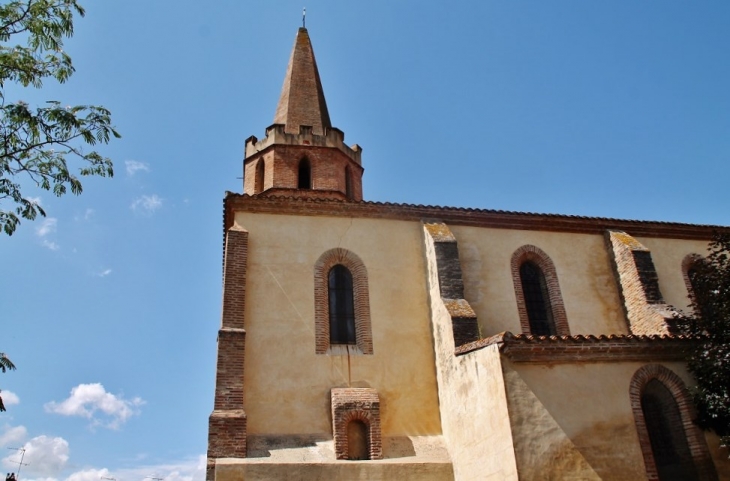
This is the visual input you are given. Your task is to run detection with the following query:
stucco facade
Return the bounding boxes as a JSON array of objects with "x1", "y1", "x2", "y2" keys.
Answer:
[{"x1": 207, "y1": 26, "x2": 730, "y2": 481}]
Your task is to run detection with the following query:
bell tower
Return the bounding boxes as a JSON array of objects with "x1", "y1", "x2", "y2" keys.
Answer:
[{"x1": 243, "y1": 28, "x2": 363, "y2": 201}]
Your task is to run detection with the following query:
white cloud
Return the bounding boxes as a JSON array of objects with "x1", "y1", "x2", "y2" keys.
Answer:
[
  {"x1": 2, "y1": 435, "x2": 69, "y2": 477},
  {"x1": 1, "y1": 390, "x2": 20, "y2": 406},
  {"x1": 0, "y1": 425, "x2": 27, "y2": 447},
  {"x1": 113, "y1": 455, "x2": 205, "y2": 481},
  {"x1": 125, "y1": 160, "x2": 150, "y2": 176},
  {"x1": 44, "y1": 383, "x2": 144, "y2": 430},
  {"x1": 97, "y1": 269, "x2": 112, "y2": 278},
  {"x1": 36, "y1": 218, "x2": 57, "y2": 237},
  {"x1": 41, "y1": 239, "x2": 60, "y2": 251},
  {"x1": 131, "y1": 195, "x2": 163, "y2": 214},
  {"x1": 27, "y1": 197, "x2": 42, "y2": 206},
  {"x1": 64, "y1": 468, "x2": 109, "y2": 481}
]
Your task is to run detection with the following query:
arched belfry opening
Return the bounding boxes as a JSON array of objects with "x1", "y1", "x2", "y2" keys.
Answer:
[
  {"x1": 298, "y1": 158, "x2": 311, "y2": 189},
  {"x1": 255, "y1": 159, "x2": 265, "y2": 194},
  {"x1": 345, "y1": 165, "x2": 353, "y2": 200}
]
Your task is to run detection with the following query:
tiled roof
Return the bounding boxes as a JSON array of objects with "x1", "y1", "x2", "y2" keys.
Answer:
[{"x1": 455, "y1": 331, "x2": 703, "y2": 363}]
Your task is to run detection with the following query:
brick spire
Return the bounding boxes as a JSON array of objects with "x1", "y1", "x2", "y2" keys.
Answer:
[{"x1": 274, "y1": 28, "x2": 332, "y2": 136}]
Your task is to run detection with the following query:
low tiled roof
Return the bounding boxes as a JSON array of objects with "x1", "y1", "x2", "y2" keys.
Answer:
[{"x1": 454, "y1": 331, "x2": 702, "y2": 363}]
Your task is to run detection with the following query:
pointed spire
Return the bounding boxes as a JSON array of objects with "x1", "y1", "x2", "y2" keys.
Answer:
[{"x1": 274, "y1": 28, "x2": 332, "y2": 136}]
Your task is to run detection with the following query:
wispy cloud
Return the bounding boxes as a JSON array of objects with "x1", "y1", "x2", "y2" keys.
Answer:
[
  {"x1": 125, "y1": 160, "x2": 150, "y2": 176},
  {"x1": 131, "y1": 194, "x2": 163, "y2": 215},
  {"x1": 1, "y1": 435, "x2": 69, "y2": 477},
  {"x1": 0, "y1": 424, "x2": 27, "y2": 447},
  {"x1": 44, "y1": 383, "x2": 144, "y2": 430},
  {"x1": 27, "y1": 196, "x2": 42, "y2": 206},
  {"x1": 36, "y1": 218, "x2": 57, "y2": 237},
  {"x1": 74, "y1": 208, "x2": 95, "y2": 222},
  {"x1": 97, "y1": 269, "x2": 112, "y2": 278},
  {"x1": 35, "y1": 218, "x2": 60, "y2": 250}
]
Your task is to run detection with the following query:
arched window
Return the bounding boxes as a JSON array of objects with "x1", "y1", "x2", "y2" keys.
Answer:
[
  {"x1": 255, "y1": 159, "x2": 265, "y2": 194},
  {"x1": 314, "y1": 248, "x2": 373, "y2": 355},
  {"x1": 519, "y1": 261, "x2": 556, "y2": 336},
  {"x1": 630, "y1": 364, "x2": 717, "y2": 481},
  {"x1": 511, "y1": 245, "x2": 569, "y2": 336},
  {"x1": 345, "y1": 165, "x2": 353, "y2": 200},
  {"x1": 641, "y1": 379, "x2": 699, "y2": 480},
  {"x1": 329, "y1": 265, "x2": 356, "y2": 345},
  {"x1": 298, "y1": 158, "x2": 311, "y2": 189},
  {"x1": 346, "y1": 420, "x2": 369, "y2": 460}
]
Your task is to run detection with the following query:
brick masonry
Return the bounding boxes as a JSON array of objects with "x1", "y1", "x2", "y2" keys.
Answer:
[
  {"x1": 510, "y1": 244, "x2": 570, "y2": 336},
  {"x1": 629, "y1": 364, "x2": 718, "y2": 481},
  {"x1": 313, "y1": 248, "x2": 373, "y2": 355},
  {"x1": 606, "y1": 230, "x2": 676, "y2": 335},
  {"x1": 243, "y1": 143, "x2": 363, "y2": 201},
  {"x1": 331, "y1": 388, "x2": 383, "y2": 460},
  {"x1": 423, "y1": 222, "x2": 480, "y2": 348},
  {"x1": 207, "y1": 226, "x2": 249, "y2": 481}
]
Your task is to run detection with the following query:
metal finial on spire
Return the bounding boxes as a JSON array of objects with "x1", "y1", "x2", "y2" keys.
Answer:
[{"x1": 302, "y1": 7, "x2": 306, "y2": 28}]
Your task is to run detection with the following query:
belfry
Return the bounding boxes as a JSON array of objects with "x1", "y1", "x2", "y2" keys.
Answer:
[{"x1": 242, "y1": 28, "x2": 363, "y2": 201}]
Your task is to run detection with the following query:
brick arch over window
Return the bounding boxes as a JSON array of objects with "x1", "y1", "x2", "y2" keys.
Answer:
[
  {"x1": 511, "y1": 245, "x2": 569, "y2": 336},
  {"x1": 681, "y1": 253, "x2": 704, "y2": 301},
  {"x1": 629, "y1": 364, "x2": 717, "y2": 481},
  {"x1": 314, "y1": 248, "x2": 372, "y2": 354}
]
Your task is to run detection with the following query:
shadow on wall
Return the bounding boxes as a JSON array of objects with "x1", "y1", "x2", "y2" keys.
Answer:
[{"x1": 245, "y1": 434, "x2": 417, "y2": 459}]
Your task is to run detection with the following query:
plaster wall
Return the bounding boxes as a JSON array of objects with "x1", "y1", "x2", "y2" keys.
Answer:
[
  {"x1": 504, "y1": 360, "x2": 730, "y2": 481},
  {"x1": 423, "y1": 225, "x2": 519, "y2": 481},
  {"x1": 637, "y1": 236, "x2": 710, "y2": 312},
  {"x1": 451, "y1": 227, "x2": 626, "y2": 336},
  {"x1": 235, "y1": 212, "x2": 442, "y2": 439}
]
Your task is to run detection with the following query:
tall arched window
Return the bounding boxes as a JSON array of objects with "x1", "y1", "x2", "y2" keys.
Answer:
[
  {"x1": 511, "y1": 245, "x2": 569, "y2": 336},
  {"x1": 298, "y1": 158, "x2": 311, "y2": 189},
  {"x1": 641, "y1": 379, "x2": 699, "y2": 481},
  {"x1": 519, "y1": 261, "x2": 556, "y2": 336},
  {"x1": 255, "y1": 159, "x2": 265, "y2": 194},
  {"x1": 630, "y1": 364, "x2": 717, "y2": 481},
  {"x1": 329, "y1": 265, "x2": 356, "y2": 345},
  {"x1": 314, "y1": 248, "x2": 373, "y2": 355}
]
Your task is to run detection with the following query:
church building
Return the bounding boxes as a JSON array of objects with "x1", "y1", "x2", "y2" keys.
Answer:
[{"x1": 207, "y1": 27, "x2": 730, "y2": 480}]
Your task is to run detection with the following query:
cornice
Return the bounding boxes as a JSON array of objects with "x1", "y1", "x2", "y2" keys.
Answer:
[{"x1": 223, "y1": 193, "x2": 727, "y2": 240}]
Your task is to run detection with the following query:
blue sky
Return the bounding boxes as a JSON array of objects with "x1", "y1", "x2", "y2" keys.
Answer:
[{"x1": 1, "y1": 1, "x2": 729, "y2": 480}]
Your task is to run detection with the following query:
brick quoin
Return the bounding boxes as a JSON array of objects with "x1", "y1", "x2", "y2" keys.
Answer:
[
  {"x1": 606, "y1": 230, "x2": 676, "y2": 335},
  {"x1": 207, "y1": 226, "x2": 249, "y2": 481}
]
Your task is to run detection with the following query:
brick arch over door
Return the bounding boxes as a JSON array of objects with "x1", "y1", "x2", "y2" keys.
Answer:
[
  {"x1": 510, "y1": 244, "x2": 570, "y2": 336},
  {"x1": 314, "y1": 248, "x2": 373, "y2": 354},
  {"x1": 629, "y1": 364, "x2": 717, "y2": 481}
]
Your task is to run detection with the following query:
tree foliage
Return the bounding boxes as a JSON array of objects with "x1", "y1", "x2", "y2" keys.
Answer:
[
  {"x1": 0, "y1": 352, "x2": 15, "y2": 412},
  {"x1": 0, "y1": 0, "x2": 119, "y2": 235},
  {"x1": 677, "y1": 232, "x2": 730, "y2": 449}
]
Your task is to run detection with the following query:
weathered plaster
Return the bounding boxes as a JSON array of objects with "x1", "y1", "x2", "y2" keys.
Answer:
[
  {"x1": 236, "y1": 212, "x2": 442, "y2": 438},
  {"x1": 452, "y1": 227, "x2": 626, "y2": 336}
]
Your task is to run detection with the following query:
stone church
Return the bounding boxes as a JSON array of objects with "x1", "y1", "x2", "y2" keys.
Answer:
[{"x1": 206, "y1": 27, "x2": 730, "y2": 480}]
